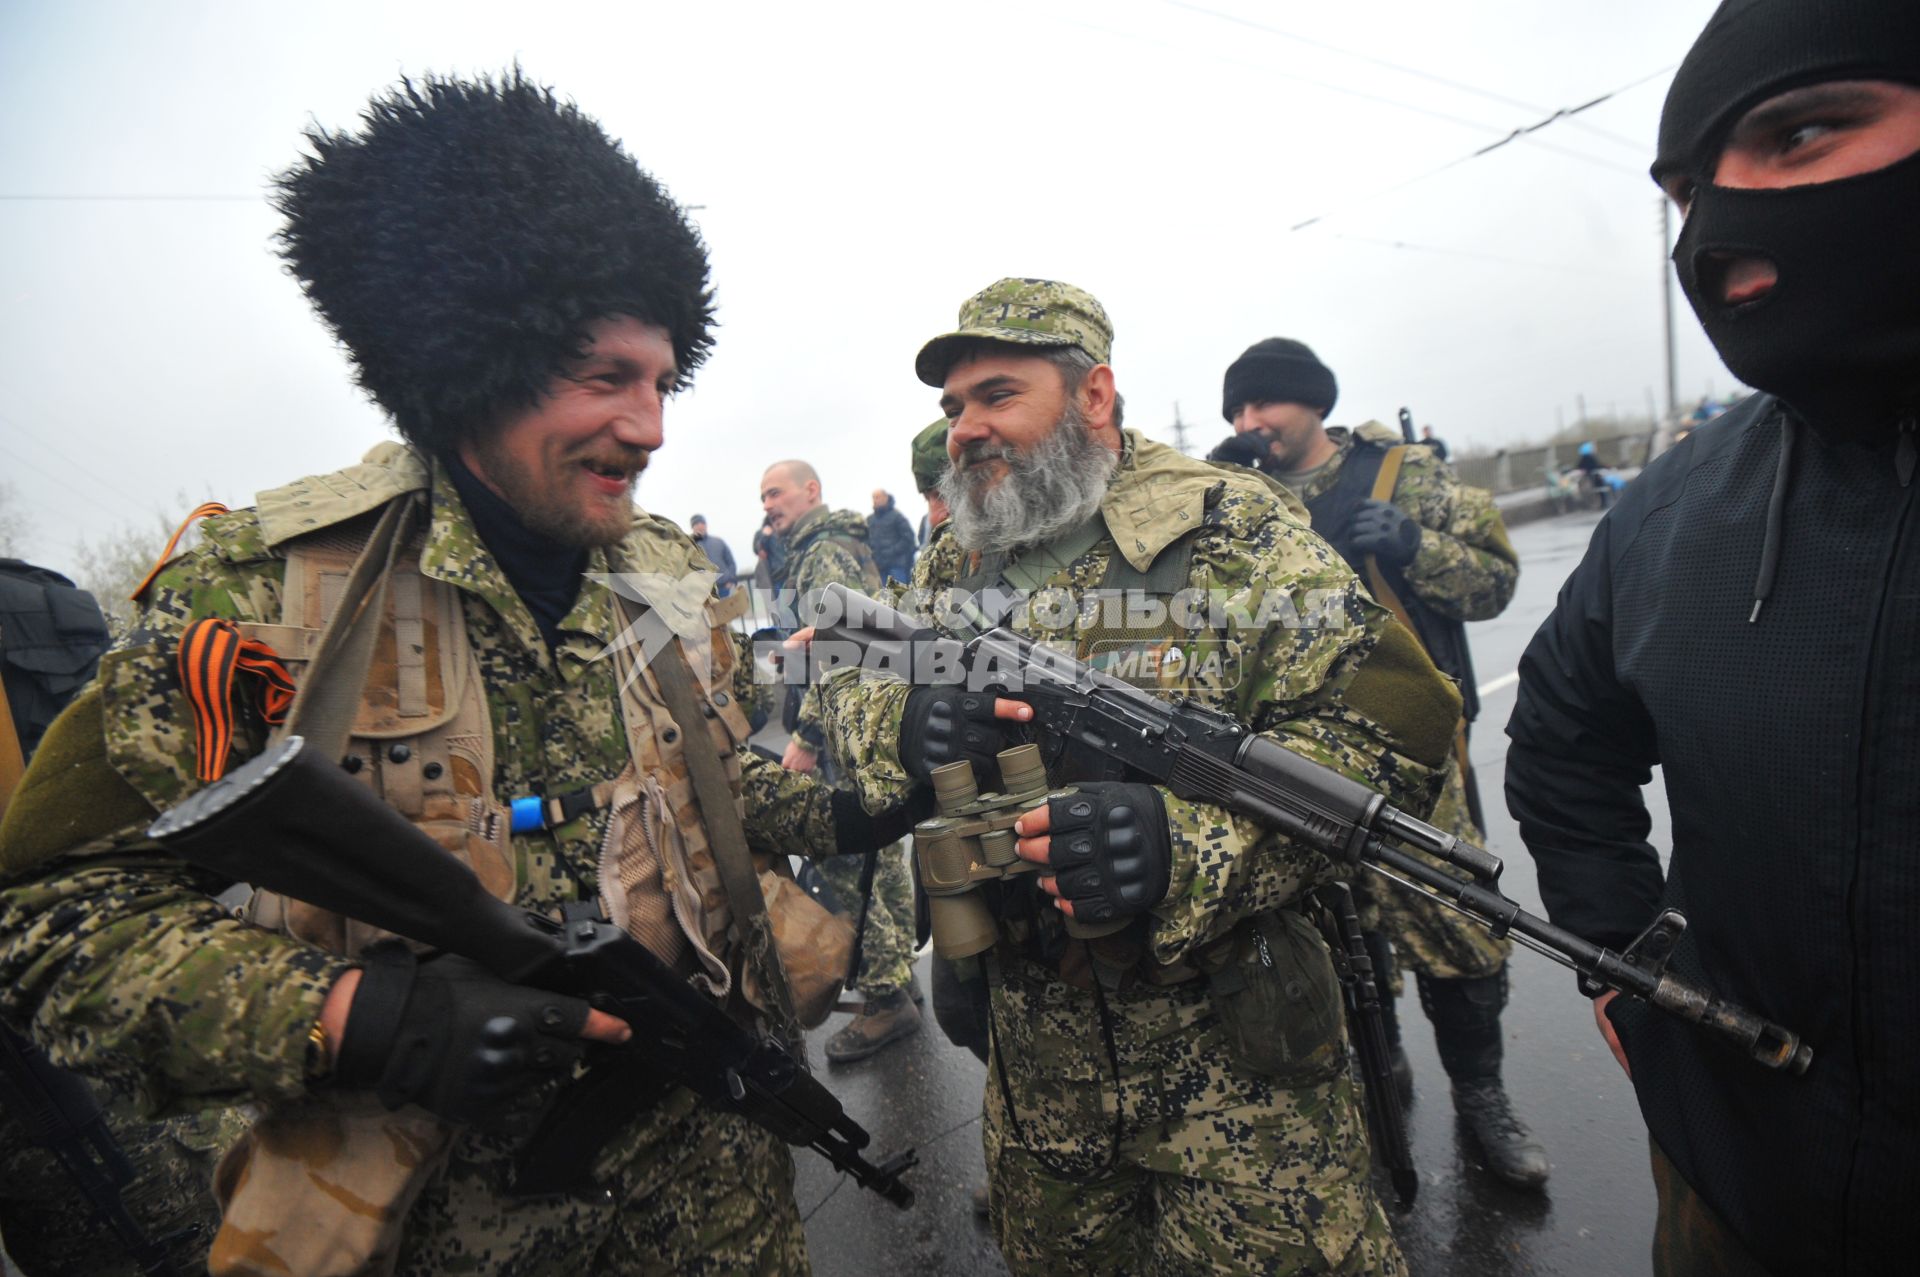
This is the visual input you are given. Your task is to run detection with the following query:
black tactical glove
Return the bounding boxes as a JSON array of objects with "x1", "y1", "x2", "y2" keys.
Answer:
[
  {"x1": 1348, "y1": 499, "x2": 1422, "y2": 568},
  {"x1": 1045, "y1": 783, "x2": 1174, "y2": 924},
  {"x1": 899, "y1": 685, "x2": 1008, "y2": 782},
  {"x1": 333, "y1": 944, "x2": 593, "y2": 1128},
  {"x1": 1207, "y1": 432, "x2": 1271, "y2": 471}
]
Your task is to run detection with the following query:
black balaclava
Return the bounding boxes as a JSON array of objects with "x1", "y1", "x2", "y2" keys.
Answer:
[
  {"x1": 1221, "y1": 338, "x2": 1338, "y2": 423},
  {"x1": 1654, "y1": 0, "x2": 1920, "y2": 438}
]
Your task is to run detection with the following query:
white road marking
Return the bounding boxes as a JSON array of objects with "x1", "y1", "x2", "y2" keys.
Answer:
[{"x1": 1477, "y1": 671, "x2": 1520, "y2": 698}]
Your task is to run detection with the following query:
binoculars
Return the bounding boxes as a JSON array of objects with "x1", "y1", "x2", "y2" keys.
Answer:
[{"x1": 913, "y1": 744, "x2": 1126, "y2": 959}]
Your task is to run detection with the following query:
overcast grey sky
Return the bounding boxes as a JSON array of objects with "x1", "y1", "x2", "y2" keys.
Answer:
[{"x1": 1, "y1": 0, "x2": 1729, "y2": 567}]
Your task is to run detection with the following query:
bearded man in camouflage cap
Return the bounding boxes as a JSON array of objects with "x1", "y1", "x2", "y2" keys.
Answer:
[
  {"x1": 816, "y1": 277, "x2": 1461, "y2": 1273},
  {"x1": 0, "y1": 70, "x2": 912, "y2": 1275}
]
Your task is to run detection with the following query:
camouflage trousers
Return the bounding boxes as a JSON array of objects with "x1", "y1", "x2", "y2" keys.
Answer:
[
  {"x1": 393, "y1": 1087, "x2": 807, "y2": 1275},
  {"x1": 981, "y1": 957, "x2": 1405, "y2": 1276},
  {"x1": 818, "y1": 840, "x2": 916, "y2": 997},
  {"x1": 0, "y1": 1093, "x2": 241, "y2": 1277},
  {"x1": 1354, "y1": 759, "x2": 1510, "y2": 984}
]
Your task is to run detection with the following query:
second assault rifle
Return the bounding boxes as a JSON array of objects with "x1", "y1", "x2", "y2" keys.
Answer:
[
  {"x1": 0, "y1": 1025, "x2": 192, "y2": 1277},
  {"x1": 814, "y1": 583, "x2": 1813, "y2": 1077},
  {"x1": 147, "y1": 738, "x2": 916, "y2": 1207}
]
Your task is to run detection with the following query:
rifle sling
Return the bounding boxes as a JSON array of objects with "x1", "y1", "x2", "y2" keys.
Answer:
[
  {"x1": 644, "y1": 626, "x2": 805, "y2": 1045},
  {"x1": 1361, "y1": 448, "x2": 1474, "y2": 802},
  {"x1": 280, "y1": 494, "x2": 424, "y2": 762}
]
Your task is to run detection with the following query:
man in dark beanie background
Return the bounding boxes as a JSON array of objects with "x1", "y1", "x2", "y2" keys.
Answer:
[
  {"x1": 1210, "y1": 341, "x2": 1540, "y2": 1188},
  {"x1": 0, "y1": 69, "x2": 905, "y2": 1274},
  {"x1": 1508, "y1": 0, "x2": 1920, "y2": 1271}
]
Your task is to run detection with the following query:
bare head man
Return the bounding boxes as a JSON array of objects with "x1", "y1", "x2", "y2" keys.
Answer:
[
  {"x1": 1220, "y1": 338, "x2": 1340, "y2": 475},
  {"x1": 917, "y1": 278, "x2": 1125, "y2": 554},
  {"x1": 760, "y1": 459, "x2": 821, "y2": 534}
]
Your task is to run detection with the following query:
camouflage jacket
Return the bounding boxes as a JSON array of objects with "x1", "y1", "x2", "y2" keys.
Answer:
[
  {"x1": 782, "y1": 505, "x2": 879, "y2": 758},
  {"x1": 1295, "y1": 422, "x2": 1518, "y2": 623},
  {"x1": 818, "y1": 430, "x2": 1459, "y2": 965},
  {"x1": 0, "y1": 450, "x2": 836, "y2": 1113}
]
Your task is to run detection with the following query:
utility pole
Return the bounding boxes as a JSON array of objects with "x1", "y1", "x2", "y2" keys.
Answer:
[{"x1": 1170, "y1": 401, "x2": 1193, "y2": 455}]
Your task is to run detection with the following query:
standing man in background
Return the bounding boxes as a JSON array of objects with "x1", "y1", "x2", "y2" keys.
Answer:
[
  {"x1": 761, "y1": 460, "x2": 923, "y2": 1062},
  {"x1": 1420, "y1": 424, "x2": 1450, "y2": 461},
  {"x1": 689, "y1": 513, "x2": 738, "y2": 593},
  {"x1": 1212, "y1": 336, "x2": 1545, "y2": 1188},
  {"x1": 911, "y1": 418, "x2": 953, "y2": 549},
  {"x1": 867, "y1": 488, "x2": 918, "y2": 585}
]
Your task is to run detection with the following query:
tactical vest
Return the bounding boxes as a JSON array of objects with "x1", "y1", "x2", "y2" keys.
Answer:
[
  {"x1": 233, "y1": 469, "x2": 759, "y2": 1004},
  {"x1": 1306, "y1": 441, "x2": 1480, "y2": 722},
  {"x1": 950, "y1": 506, "x2": 1220, "y2": 986}
]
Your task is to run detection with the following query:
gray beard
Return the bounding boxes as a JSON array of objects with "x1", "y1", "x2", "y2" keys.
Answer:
[{"x1": 940, "y1": 408, "x2": 1118, "y2": 555}]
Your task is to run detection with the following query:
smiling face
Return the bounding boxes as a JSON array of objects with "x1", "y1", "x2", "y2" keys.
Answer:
[
  {"x1": 457, "y1": 314, "x2": 675, "y2": 549},
  {"x1": 1666, "y1": 79, "x2": 1920, "y2": 305},
  {"x1": 938, "y1": 348, "x2": 1118, "y2": 491},
  {"x1": 1230, "y1": 400, "x2": 1333, "y2": 473}
]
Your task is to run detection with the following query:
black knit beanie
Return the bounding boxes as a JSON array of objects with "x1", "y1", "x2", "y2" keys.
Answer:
[
  {"x1": 1654, "y1": 0, "x2": 1920, "y2": 183},
  {"x1": 1221, "y1": 338, "x2": 1338, "y2": 422}
]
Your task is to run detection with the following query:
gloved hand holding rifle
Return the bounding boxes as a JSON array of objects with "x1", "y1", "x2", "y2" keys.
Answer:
[
  {"x1": 146, "y1": 739, "x2": 920, "y2": 1208},
  {"x1": 808, "y1": 582, "x2": 1814, "y2": 1080}
]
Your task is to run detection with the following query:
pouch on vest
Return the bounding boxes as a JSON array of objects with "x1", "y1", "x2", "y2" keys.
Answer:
[
  {"x1": 238, "y1": 515, "x2": 517, "y2": 955},
  {"x1": 208, "y1": 1093, "x2": 452, "y2": 1277},
  {"x1": 1209, "y1": 910, "x2": 1346, "y2": 1085}
]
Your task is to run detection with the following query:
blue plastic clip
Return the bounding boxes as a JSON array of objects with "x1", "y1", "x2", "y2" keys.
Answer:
[{"x1": 510, "y1": 795, "x2": 546, "y2": 834}]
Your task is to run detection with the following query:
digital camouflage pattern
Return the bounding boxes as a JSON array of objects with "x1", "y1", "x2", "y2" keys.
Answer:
[
  {"x1": 984, "y1": 969, "x2": 1405, "y2": 1275},
  {"x1": 915, "y1": 277, "x2": 1115, "y2": 387},
  {"x1": 820, "y1": 430, "x2": 1458, "y2": 1272},
  {"x1": 0, "y1": 452, "x2": 839, "y2": 1272},
  {"x1": 1292, "y1": 421, "x2": 1516, "y2": 981},
  {"x1": 776, "y1": 504, "x2": 916, "y2": 998},
  {"x1": 1305, "y1": 422, "x2": 1519, "y2": 625},
  {"x1": 910, "y1": 417, "x2": 951, "y2": 495},
  {"x1": 0, "y1": 1091, "x2": 248, "y2": 1277}
]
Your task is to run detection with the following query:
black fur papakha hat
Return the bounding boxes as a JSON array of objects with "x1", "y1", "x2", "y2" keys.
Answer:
[{"x1": 272, "y1": 69, "x2": 714, "y2": 451}]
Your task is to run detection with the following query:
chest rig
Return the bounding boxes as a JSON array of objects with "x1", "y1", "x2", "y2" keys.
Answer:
[{"x1": 237, "y1": 482, "x2": 762, "y2": 1011}]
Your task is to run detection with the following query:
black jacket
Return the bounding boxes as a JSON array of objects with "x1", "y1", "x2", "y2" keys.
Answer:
[{"x1": 1506, "y1": 395, "x2": 1918, "y2": 1273}]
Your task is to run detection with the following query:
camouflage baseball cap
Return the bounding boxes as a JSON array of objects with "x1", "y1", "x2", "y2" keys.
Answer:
[
  {"x1": 914, "y1": 277, "x2": 1114, "y2": 386},
  {"x1": 910, "y1": 417, "x2": 951, "y2": 494}
]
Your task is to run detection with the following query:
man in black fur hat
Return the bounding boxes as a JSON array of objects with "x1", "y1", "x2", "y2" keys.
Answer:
[
  {"x1": 1508, "y1": 1, "x2": 1920, "y2": 1270},
  {"x1": 0, "y1": 71, "x2": 904, "y2": 1273}
]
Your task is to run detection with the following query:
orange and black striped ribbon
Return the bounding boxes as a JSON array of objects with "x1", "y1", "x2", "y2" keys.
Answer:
[
  {"x1": 131, "y1": 501, "x2": 230, "y2": 605},
  {"x1": 176, "y1": 619, "x2": 297, "y2": 782}
]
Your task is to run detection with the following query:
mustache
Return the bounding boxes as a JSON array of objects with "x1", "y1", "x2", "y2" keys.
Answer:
[
  {"x1": 575, "y1": 444, "x2": 652, "y2": 475},
  {"x1": 953, "y1": 440, "x2": 1018, "y2": 472}
]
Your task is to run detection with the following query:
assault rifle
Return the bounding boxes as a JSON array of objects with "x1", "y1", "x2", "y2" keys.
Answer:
[
  {"x1": 0, "y1": 1025, "x2": 189, "y2": 1277},
  {"x1": 814, "y1": 583, "x2": 1814, "y2": 1076},
  {"x1": 147, "y1": 739, "x2": 917, "y2": 1208},
  {"x1": 1310, "y1": 884, "x2": 1417, "y2": 1206}
]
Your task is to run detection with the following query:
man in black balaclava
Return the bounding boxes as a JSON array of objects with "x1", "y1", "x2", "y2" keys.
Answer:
[{"x1": 1507, "y1": 2, "x2": 1920, "y2": 1272}]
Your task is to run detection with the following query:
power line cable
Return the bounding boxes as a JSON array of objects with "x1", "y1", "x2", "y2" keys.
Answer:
[
  {"x1": 0, "y1": 194, "x2": 258, "y2": 202},
  {"x1": 1329, "y1": 233, "x2": 1629, "y2": 281},
  {"x1": 1038, "y1": 9, "x2": 1553, "y2": 139},
  {"x1": 4, "y1": 413, "x2": 158, "y2": 511},
  {"x1": 1157, "y1": 0, "x2": 1646, "y2": 151},
  {"x1": 1290, "y1": 62, "x2": 1673, "y2": 230}
]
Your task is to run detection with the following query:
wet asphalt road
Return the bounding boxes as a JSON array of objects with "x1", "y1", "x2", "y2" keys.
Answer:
[{"x1": 790, "y1": 507, "x2": 1678, "y2": 1276}]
